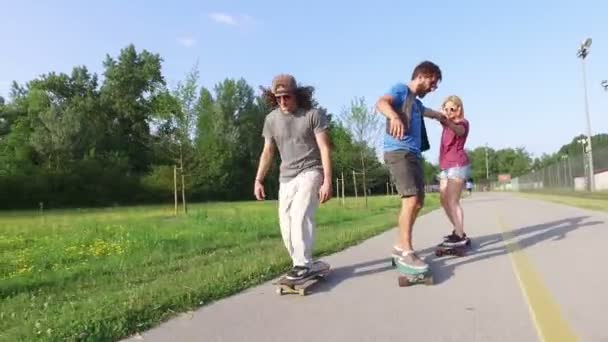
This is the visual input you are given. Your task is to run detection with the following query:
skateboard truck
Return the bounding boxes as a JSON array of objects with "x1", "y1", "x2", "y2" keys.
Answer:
[
  {"x1": 435, "y1": 239, "x2": 471, "y2": 257},
  {"x1": 391, "y1": 257, "x2": 433, "y2": 287},
  {"x1": 273, "y1": 261, "x2": 330, "y2": 296}
]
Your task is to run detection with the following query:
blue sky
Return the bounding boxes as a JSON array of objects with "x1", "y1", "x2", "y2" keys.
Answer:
[{"x1": 1, "y1": 0, "x2": 607, "y2": 164}]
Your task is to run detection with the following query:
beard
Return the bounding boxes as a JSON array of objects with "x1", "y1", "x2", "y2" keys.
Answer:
[{"x1": 416, "y1": 85, "x2": 431, "y2": 98}]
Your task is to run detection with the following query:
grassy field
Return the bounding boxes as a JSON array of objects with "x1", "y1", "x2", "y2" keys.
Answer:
[
  {"x1": 519, "y1": 190, "x2": 608, "y2": 212},
  {"x1": 1, "y1": 194, "x2": 439, "y2": 341}
]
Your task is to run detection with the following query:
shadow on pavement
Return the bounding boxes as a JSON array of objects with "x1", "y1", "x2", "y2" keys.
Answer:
[
  {"x1": 309, "y1": 215, "x2": 603, "y2": 292},
  {"x1": 426, "y1": 215, "x2": 603, "y2": 284},
  {"x1": 310, "y1": 258, "x2": 394, "y2": 294}
]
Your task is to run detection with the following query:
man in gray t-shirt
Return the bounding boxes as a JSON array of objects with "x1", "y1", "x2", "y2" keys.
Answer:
[{"x1": 254, "y1": 74, "x2": 333, "y2": 280}]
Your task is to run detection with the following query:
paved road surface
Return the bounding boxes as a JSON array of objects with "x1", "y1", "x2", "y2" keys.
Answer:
[{"x1": 123, "y1": 192, "x2": 607, "y2": 342}]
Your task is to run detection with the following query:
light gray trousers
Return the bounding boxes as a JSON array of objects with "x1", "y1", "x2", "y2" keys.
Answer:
[{"x1": 278, "y1": 169, "x2": 323, "y2": 267}]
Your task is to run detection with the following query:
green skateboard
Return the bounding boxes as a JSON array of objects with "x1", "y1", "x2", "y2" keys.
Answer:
[
  {"x1": 273, "y1": 261, "x2": 330, "y2": 296},
  {"x1": 390, "y1": 257, "x2": 433, "y2": 287}
]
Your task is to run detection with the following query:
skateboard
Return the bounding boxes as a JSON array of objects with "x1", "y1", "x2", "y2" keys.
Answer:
[
  {"x1": 390, "y1": 257, "x2": 433, "y2": 287},
  {"x1": 435, "y1": 239, "x2": 471, "y2": 257},
  {"x1": 273, "y1": 260, "x2": 330, "y2": 296}
]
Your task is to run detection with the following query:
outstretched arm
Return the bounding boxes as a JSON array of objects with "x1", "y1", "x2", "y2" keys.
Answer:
[
  {"x1": 423, "y1": 107, "x2": 445, "y2": 121},
  {"x1": 443, "y1": 120, "x2": 466, "y2": 136},
  {"x1": 424, "y1": 107, "x2": 466, "y2": 135}
]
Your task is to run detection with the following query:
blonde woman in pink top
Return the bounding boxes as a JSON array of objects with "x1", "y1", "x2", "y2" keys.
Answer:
[{"x1": 437, "y1": 95, "x2": 471, "y2": 247}]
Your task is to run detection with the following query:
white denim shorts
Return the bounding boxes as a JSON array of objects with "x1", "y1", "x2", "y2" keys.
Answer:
[{"x1": 438, "y1": 164, "x2": 471, "y2": 181}]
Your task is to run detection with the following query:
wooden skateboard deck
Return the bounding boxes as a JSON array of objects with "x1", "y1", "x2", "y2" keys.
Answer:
[
  {"x1": 391, "y1": 257, "x2": 433, "y2": 287},
  {"x1": 273, "y1": 261, "x2": 330, "y2": 296}
]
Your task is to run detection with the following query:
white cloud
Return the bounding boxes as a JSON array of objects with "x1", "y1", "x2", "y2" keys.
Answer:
[
  {"x1": 209, "y1": 12, "x2": 237, "y2": 25},
  {"x1": 207, "y1": 12, "x2": 254, "y2": 26},
  {"x1": 177, "y1": 36, "x2": 197, "y2": 48}
]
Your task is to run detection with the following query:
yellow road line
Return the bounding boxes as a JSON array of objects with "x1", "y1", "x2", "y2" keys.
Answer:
[{"x1": 498, "y1": 214, "x2": 578, "y2": 342}]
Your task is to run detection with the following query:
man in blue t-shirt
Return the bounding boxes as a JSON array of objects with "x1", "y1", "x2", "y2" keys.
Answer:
[{"x1": 376, "y1": 60, "x2": 446, "y2": 271}]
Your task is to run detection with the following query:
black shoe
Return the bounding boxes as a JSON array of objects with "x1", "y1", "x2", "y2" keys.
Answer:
[
  {"x1": 443, "y1": 230, "x2": 457, "y2": 241},
  {"x1": 286, "y1": 266, "x2": 311, "y2": 280},
  {"x1": 442, "y1": 233, "x2": 470, "y2": 247}
]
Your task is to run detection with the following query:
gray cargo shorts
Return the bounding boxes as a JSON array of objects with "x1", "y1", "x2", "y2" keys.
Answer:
[{"x1": 384, "y1": 150, "x2": 425, "y2": 201}]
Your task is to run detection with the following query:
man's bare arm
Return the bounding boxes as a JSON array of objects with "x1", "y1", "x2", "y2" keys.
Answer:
[
  {"x1": 423, "y1": 108, "x2": 445, "y2": 120},
  {"x1": 376, "y1": 94, "x2": 407, "y2": 139},
  {"x1": 444, "y1": 120, "x2": 466, "y2": 136},
  {"x1": 254, "y1": 138, "x2": 275, "y2": 182},
  {"x1": 315, "y1": 131, "x2": 332, "y2": 185},
  {"x1": 376, "y1": 95, "x2": 400, "y2": 120}
]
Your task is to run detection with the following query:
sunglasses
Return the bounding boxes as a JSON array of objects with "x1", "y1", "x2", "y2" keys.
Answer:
[{"x1": 275, "y1": 94, "x2": 293, "y2": 102}]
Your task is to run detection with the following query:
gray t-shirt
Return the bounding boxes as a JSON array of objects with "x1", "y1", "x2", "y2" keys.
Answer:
[{"x1": 262, "y1": 107, "x2": 329, "y2": 182}]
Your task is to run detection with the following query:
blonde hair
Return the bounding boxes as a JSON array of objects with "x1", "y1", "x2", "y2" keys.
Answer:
[{"x1": 442, "y1": 95, "x2": 465, "y2": 121}]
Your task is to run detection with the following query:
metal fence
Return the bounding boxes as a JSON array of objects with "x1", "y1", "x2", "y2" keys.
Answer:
[{"x1": 512, "y1": 145, "x2": 608, "y2": 191}]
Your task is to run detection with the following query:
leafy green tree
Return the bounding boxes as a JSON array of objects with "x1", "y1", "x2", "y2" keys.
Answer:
[{"x1": 100, "y1": 44, "x2": 165, "y2": 174}]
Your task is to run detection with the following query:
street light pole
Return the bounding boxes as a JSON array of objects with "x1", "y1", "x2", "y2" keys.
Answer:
[
  {"x1": 485, "y1": 143, "x2": 489, "y2": 180},
  {"x1": 577, "y1": 137, "x2": 589, "y2": 190},
  {"x1": 576, "y1": 38, "x2": 595, "y2": 191}
]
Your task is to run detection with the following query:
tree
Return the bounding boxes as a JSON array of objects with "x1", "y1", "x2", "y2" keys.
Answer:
[
  {"x1": 557, "y1": 133, "x2": 608, "y2": 157},
  {"x1": 327, "y1": 118, "x2": 389, "y2": 196},
  {"x1": 468, "y1": 146, "x2": 496, "y2": 182},
  {"x1": 339, "y1": 96, "x2": 383, "y2": 150},
  {"x1": 1, "y1": 67, "x2": 101, "y2": 171},
  {"x1": 153, "y1": 63, "x2": 203, "y2": 211},
  {"x1": 0, "y1": 96, "x2": 7, "y2": 136},
  {"x1": 0, "y1": 90, "x2": 36, "y2": 176},
  {"x1": 191, "y1": 79, "x2": 258, "y2": 200},
  {"x1": 495, "y1": 147, "x2": 532, "y2": 177},
  {"x1": 335, "y1": 96, "x2": 388, "y2": 198},
  {"x1": 421, "y1": 157, "x2": 440, "y2": 184},
  {"x1": 100, "y1": 44, "x2": 165, "y2": 174},
  {"x1": 468, "y1": 145, "x2": 533, "y2": 182}
]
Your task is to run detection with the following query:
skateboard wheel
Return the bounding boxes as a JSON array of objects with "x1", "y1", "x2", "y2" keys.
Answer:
[
  {"x1": 276, "y1": 288, "x2": 284, "y2": 295},
  {"x1": 398, "y1": 276, "x2": 410, "y2": 287}
]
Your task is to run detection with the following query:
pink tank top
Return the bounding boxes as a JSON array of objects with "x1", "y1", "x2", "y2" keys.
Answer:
[{"x1": 439, "y1": 119, "x2": 470, "y2": 170}]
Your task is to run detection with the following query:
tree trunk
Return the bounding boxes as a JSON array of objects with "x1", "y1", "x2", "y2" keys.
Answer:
[
  {"x1": 341, "y1": 171, "x2": 345, "y2": 206},
  {"x1": 174, "y1": 165, "x2": 178, "y2": 216},
  {"x1": 361, "y1": 152, "x2": 368, "y2": 208},
  {"x1": 180, "y1": 145, "x2": 187, "y2": 214},
  {"x1": 352, "y1": 170, "x2": 358, "y2": 198}
]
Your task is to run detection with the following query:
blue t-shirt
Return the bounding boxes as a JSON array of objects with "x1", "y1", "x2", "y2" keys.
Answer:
[{"x1": 383, "y1": 83, "x2": 426, "y2": 155}]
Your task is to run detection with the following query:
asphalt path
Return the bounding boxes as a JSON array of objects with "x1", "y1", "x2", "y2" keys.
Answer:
[{"x1": 123, "y1": 192, "x2": 607, "y2": 342}]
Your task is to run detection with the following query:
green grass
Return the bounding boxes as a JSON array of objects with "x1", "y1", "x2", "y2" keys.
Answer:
[
  {"x1": 1, "y1": 195, "x2": 439, "y2": 342},
  {"x1": 518, "y1": 190, "x2": 608, "y2": 212}
]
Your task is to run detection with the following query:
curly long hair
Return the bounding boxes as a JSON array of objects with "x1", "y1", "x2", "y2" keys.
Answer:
[{"x1": 259, "y1": 85, "x2": 315, "y2": 110}]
